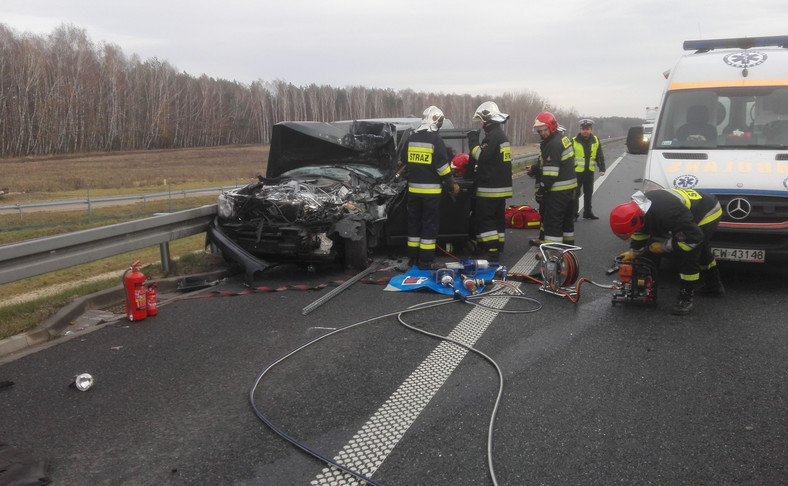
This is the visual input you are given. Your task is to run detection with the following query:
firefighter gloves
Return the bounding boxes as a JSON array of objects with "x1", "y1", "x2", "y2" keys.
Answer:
[{"x1": 618, "y1": 251, "x2": 640, "y2": 262}]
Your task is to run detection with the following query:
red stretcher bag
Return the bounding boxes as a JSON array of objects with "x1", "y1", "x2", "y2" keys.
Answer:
[{"x1": 505, "y1": 205, "x2": 540, "y2": 229}]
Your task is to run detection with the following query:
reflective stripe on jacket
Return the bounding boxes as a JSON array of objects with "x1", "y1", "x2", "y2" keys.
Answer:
[
  {"x1": 539, "y1": 133, "x2": 577, "y2": 192},
  {"x1": 631, "y1": 188, "x2": 721, "y2": 253}
]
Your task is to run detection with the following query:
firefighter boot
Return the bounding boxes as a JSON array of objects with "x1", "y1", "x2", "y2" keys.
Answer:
[
  {"x1": 696, "y1": 267, "x2": 725, "y2": 297},
  {"x1": 670, "y1": 287, "x2": 694, "y2": 316}
]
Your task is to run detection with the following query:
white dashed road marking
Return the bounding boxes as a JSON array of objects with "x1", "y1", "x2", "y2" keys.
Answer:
[{"x1": 310, "y1": 257, "x2": 538, "y2": 485}]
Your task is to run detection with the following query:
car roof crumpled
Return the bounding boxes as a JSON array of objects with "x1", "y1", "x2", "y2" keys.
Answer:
[{"x1": 267, "y1": 120, "x2": 401, "y2": 178}]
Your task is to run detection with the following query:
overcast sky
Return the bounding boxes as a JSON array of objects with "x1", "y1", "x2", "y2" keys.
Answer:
[{"x1": 3, "y1": 1, "x2": 788, "y2": 118}]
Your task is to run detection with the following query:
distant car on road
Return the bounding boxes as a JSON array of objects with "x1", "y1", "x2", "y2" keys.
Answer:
[{"x1": 208, "y1": 119, "x2": 476, "y2": 279}]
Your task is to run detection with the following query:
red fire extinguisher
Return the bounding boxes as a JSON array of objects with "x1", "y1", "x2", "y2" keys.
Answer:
[
  {"x1": 146, "y1": 282, "x2": 158, "y2": 316},
  {"x1": 123, "y1": 260, "x2": 147, "y2": 322}
]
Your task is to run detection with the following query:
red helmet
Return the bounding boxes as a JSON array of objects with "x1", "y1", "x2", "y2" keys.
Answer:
[
  {"x1": 609, "y1": 200, "x2": 645, "y2": 239},
  {"x1": 451, "y1": 152, "x2": 470, "y2": 177},
  {"x1": 533, "y1": 111, "x2": 559, "y2": 134}
]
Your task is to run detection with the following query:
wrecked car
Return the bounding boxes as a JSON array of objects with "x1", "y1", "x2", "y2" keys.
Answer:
[{"x1": 208, "y1": 119, "x2": 475, "y2": 279}]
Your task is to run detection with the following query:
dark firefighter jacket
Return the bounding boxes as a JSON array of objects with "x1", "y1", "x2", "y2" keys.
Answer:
[
  {"x1": 469, "y1": 123, "x2": 512, "y2": 198},
  {"x1": 630, "y1": 188, "x2": 722, "y2": 253},
  {"x1": 573, "y1": 134, "x2": 605, "y2": 173},
  {"x1": 538, "y1": 131, "x2": 576, "y2": 192},
  {"x1": 401, "y1": 130, "x2": 452, "y2": 197}
]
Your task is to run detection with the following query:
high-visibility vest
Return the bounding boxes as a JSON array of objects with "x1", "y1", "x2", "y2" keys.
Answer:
[{"x1": 573, "y1": 136, "x2": 600, "y2": 173}]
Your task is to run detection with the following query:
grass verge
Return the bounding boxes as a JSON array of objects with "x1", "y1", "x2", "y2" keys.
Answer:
[{"x1": 0, "y1": 242, "x2": 228, "y2": 340}]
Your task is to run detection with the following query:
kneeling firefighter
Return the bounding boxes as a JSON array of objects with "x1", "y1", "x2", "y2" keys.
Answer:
[
  {"x1": 401, "y1": 105, "x2": 459, "y2": 269},
  {"x1": 610, "y1": 188, "x2": 725, "y2": 316}
]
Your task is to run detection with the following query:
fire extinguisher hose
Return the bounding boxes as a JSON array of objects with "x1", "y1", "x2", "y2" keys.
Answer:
[{"x1": 122, "y1": 266, "x2": 133, "y2": 318}]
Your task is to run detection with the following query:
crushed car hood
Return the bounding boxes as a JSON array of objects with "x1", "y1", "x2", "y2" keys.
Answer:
[{"x1": 267, "y1": 120, "x2": 402, "y2": 178}]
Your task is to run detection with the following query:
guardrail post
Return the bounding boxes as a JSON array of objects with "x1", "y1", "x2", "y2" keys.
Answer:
[{"x1": 159, "y1": 242, "x2": 171, "y2": 273}]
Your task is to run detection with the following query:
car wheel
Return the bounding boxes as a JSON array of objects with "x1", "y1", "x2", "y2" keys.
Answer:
[{"x1": 343, "y1": 225, "x2": 369, "y2": 271}]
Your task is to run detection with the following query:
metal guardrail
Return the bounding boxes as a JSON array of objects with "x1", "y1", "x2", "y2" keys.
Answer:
[
  {"x1": 0, "y1": 204, "x2": 217, "y2": 286},
  {"x1": 0, "y1": 185, "x2": 236, "y2": 215},
  {"x1": 512, "y1": 152, "x2": 539, "y2": 171}
]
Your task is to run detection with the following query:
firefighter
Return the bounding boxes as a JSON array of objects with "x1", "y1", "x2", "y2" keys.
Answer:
[
  {"x1": 467, "y1": 101, "x2": 513, "y2": 261},
  {"x1": 610, "y1": 188, "x2": 725, "y2": 316},
  {"x1": 573, "y1": 118, "x2": 606, "y2": 220},
  {"x1": 401, "y1": 105, "x2": 458, "y2": 269},
  {"x1": 528, "y1": 111, "x2": 577, "y2": 246}
]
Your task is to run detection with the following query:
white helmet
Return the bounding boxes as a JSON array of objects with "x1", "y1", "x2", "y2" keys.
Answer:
[
  {"x1": 473, "y1": 101, "x2": 509, "y2": 123},
  {"x1": 416, "y1": 105, "x2": 445, "y2": 132}
]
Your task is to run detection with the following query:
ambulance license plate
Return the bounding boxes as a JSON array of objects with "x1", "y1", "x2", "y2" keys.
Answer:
[{"x1": 712, "y1": 247, "x2": 765, "y2": 263}]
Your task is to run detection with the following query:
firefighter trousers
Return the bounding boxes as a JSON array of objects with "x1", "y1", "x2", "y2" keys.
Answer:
[
  {"x1": 407, "y1": 195, "x2": 441, "y2": 264},
  {"x1": 542, "y1": 188, "x2": 575, "y2": 244},
  {"x1": 473, "y1": 197, "x2": 506, "y2": 257}
]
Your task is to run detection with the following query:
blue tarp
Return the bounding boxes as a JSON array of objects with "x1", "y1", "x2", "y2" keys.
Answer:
[{"x1": 385, "y1": 264, "x2": 499, "y2": 298}]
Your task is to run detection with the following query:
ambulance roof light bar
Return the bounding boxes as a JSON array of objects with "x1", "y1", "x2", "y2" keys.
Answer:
[{"x1": 684, "y1": 35, "x2": 788, "y2": 53}]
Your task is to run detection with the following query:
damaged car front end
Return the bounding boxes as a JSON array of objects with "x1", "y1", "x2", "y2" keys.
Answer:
[{"x1": 208, "y1": 120, "x2": 408, "y2": 279}]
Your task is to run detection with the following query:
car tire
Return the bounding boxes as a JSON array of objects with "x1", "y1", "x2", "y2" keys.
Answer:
[{"x1": 343, "y1": 226, "x2": 369, "y2": 271}]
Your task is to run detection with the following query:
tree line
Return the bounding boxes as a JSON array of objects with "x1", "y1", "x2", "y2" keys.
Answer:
[{"x1": 0, "y1": 23, "x2": 643, "y2": 158}]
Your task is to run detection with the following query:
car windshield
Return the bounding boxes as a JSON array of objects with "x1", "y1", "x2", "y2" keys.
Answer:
[{"x1": 653, "y1": 86, "x2": 788, "y2": 150}]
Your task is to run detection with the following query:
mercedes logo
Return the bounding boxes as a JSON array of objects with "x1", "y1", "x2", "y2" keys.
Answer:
[{"x1": 726, "y1": 197, "x2": 752, "y2": 220}]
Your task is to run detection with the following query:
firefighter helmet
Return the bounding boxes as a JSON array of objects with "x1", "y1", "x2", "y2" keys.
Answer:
[
  {"x1": 451, "y1": 153, "x2": 470, "y2": 177},
  {"x1": 417, "y1": 105, "x2": 445, "y2": 132},
  {"x1": 533, "y1": 111, "x2": 559, "y2": 134},
  {"x1": 610, "y1": 200, "x2": 646, "y2": 239},
  {"x1": 473, "y1": 101, "x2": 509, "y2": 123}
]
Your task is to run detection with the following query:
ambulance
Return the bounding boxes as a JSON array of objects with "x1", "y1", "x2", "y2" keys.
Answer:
[{"x1": 643, "y1": 35, "x2": 788, "y2": 263}]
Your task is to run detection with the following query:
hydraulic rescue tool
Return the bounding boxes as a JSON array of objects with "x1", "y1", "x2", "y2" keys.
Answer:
[
  {"x1": 608, "y1": 256, "x2": 658, "y2": 306},
  {"x1": 436, "y1": 268, "x2": 456, "y2": 289},
  {"x1": 437, "y1": 262, "x2": 495, "y2": 297}
]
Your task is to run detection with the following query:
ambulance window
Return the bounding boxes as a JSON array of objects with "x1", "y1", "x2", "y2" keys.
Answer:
[
  {"x1": 656, "y1": 87, "x2": 788, "y2": 149},
  {"x1": 752, "y1": 88, "x2": 788, "y2": 147},
  {"x1": 654, "y1": 91, "x2": 720, "y2": 148}
]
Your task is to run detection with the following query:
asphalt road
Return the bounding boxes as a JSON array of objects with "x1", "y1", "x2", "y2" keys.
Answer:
[{"x1": 1, "y1": 140, "x2": 786, "y2": 485}]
